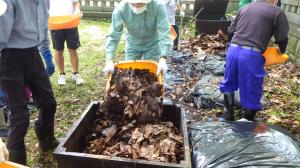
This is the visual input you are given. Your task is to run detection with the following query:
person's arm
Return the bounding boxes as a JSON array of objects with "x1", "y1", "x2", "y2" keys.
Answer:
[
  {"x1": 274, "y1": 11, "x2": 289, "y2": 53},
  {"x1": 105, "y1": 9, "x2": 123, "y2": 60},
  {"x1": 0, "y1": 0, "x2": 14, "y2": 52},
  {"x1": 228, "y1": 10, "x2": 240, "y2": 42},
  {"x1": 73, "y1": 0, "x2": 81, "y2": 15},
  {"x1": 156, "y1": 4, "x2": 172, "y2": 58}
]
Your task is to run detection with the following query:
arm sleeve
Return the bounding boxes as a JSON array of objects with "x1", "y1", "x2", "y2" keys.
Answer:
[
  {"x1": 228, "y1": 10, "x2": 240, "y2": 42},
  {"x1": 274, "y1": 11, "x2": 289, "y2": 53},
  {"x1": 105, "y1": 9, "x2": 123, "y2": 60},
  {"x1": 0, "y1": 1, "x2": 14, "y2": 52},
  {"x1": 156, "y1": 4, "x2": 172, "y2": 57}
]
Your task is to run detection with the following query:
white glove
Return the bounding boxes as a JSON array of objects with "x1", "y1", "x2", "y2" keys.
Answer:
[
  {"x1": 0, "y1": 0, "x2": 7, "y2": 16},
  {"x1": 103, "y1": 60, "x2": 114, "y2": 76},
  {"x1": 157, "y1": 57, "x2": 168, "y2": 75},
  {"x1": 0, "y1": 138, "x2": 8, "y2": 163},
  {"x1": 180, "y1": 10, "x2": 185, "y2": 18}
]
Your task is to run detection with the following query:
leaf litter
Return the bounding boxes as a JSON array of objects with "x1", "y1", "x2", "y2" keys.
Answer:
[{"x1": 85, "y1": 68, "x2": 184, "y2": 163}]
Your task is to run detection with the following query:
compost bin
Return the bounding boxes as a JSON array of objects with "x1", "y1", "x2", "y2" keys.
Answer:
[
  {"x1": 53, "y1": 101, "x2": 191, "y2": 168},
  {"x1": 194, "y1": 0, "x2": 231, "y2": 35}
]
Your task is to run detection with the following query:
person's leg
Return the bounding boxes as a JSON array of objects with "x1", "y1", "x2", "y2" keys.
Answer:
[
  {"x1": 219, "y1": 46, "x2": 239, "y2": 121},
  {"x1": 28, "y1": 48, "x2": 58, "y2": 151},
  {"x1": 0, "y1": 48, "x2": 31, "y2": 165},
  {"x1": 68, "y1": 49, "x2": 79, "y2": 73},
  {"x1": 65, "y1": 28, "x2": 84, "y2": 84},
  {"x1": 54, "y1": 50, "x2": 65, "y2": 74},
  {"x1": 238, "y1": 49, "x2": 266, "y2": 121},
  {"x1": 50, "y1": 30, "x2": 66, "y2": 85},
  {"x1": 65, "y1": 28, "x2": 80, "y2": 73}
]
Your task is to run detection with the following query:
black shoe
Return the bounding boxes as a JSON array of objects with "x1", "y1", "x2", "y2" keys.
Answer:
[
  {"x1": 244, "y1": 109, "x2": 257, "y2": 121},
  {"x1": 38, "y1": 136, "x2": 60, "y2": 152},
  {"x1": 9, "y1": 148, "x2": 27, "y2": 165},
  {"x1": 34, "y1": 122, "x2": 59, "y2": 152},
  {"x1": 223, "y1": 92, "x2": 235, "y2": 121}
]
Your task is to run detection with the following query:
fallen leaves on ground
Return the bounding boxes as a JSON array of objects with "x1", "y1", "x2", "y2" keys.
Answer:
[
  {"x1": 262, "y1": 62, "x2": 300, "y2": 139},
  {"x1": 181, "y1": 30, "x2": 227, "y2": 55}
]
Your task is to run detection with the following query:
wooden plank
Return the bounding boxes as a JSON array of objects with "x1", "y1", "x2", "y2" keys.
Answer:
[
  {"x1": 110, "y1": 1, "x2": 114, "y2": 8},
  {"x1": 82, "y1": 6, "x2": 114, "y2": 12},
  {"x1": 288, "y1": 22, "x2": 300, "y2": 39},
  {"x1": 290, "y1": 0, "x2": 298, "y2": 6},
  {"x1": 180, "y1": 0, "x2": 195, "y2": 5},
  {"x1": 101, "y1": 0, "x2": 106, "y2": 7},
  {"x1": 83, "y1": 11, "x2": 113, "y2": 18},
  {"x1": 286, "y1": 12, "x2": 300, "y2": 26},
  {"x1": 87, "y1": 0, "x2": 120, "y2": 2}
]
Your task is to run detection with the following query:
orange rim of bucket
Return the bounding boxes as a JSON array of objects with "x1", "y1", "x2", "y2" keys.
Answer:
[
  {"x1": 0, "y1": 161, "x2": 29, "y2": 168},
  {"x1": 48, "y1": 15, "x2": 81, "y2": 30},
  {"x1": 105, "y1": 60, "x2": 164, "y2": 92}
]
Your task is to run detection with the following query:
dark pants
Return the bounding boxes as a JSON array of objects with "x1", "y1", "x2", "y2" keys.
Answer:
[
  {"x1": 0, "y1": 47, "x2": 56, "y2": 150},
  {"x1": 172, "y1": 25, "x2": 179, "y2": 50}
]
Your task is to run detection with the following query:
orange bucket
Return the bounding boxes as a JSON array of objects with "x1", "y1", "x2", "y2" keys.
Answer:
[
  {"x1": 106, "y1": 60, "x2": 163, "y2": 91},
  {"x1": 48, "y1": 15, "x2": 81, "y2": 30},
  {"x1": 170, "y1": 26, "x2": 177, "y2": 40},
  {"x1": 263, "y1": 47, "x2": 288, "y2": 66},
  {"x1": 0, "y1": 161, "x2": 29, "y2": 168}
]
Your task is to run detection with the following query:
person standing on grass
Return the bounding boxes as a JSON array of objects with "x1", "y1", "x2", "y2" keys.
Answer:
[
  {"x1": 103, "y1": 0, "x2": 172, "y2": 76},
  {"x1": 49, "y1": 0, "x2": 84, "y2": 85},
  {"x1": 161, "y1": 0, "x2": 185, "y2": 51},
  {"x1": 0, "y1": 0, "x2": 59, "y2": 165},
  {"x1": 220, "y1": 0, "x2": 288, "y2": 121}
]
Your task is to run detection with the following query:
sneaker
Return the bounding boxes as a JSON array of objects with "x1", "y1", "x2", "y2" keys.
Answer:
[
  {"x1": 72, "y1": 74, "x2": 84, "y2": 85},
  {"x1": 57, "y1": 74, "x2": 66, "y2": 85}
]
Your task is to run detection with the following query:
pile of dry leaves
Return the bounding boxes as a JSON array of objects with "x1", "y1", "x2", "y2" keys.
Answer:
[
  {"x1": 85, "y1": 68, "x2": 184, "y2": 163},
  {"x1": 102, "y1": 68, "x2": 163, "y2": 124},
  {"x1": 182, "y1": 30, "x2": 227, "y2": 54},
  {"x1": 85, "y1": 115, "x2": 183, "y2": 163}
]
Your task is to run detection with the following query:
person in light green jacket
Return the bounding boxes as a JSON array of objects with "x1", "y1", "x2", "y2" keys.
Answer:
[
  {"x1": 103, "y1": 0, "x2": 172, "y2": 76},
  {"x1": 239, "y1": 0, "x2": 252, "y2": 8}
]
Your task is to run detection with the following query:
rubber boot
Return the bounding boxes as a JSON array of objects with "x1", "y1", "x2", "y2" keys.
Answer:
[
  {"x1": 34, "y1": 122, "x2": 59, "y2": 152},
  {"x1": 244, "y1": 109, "x2": 257, "y2": 121},
  {"x1": 9, "y1": 148, "x2": 27, "y2": 165},
  {"x1": 223, "y1": 92, "x2": 235, "y2": 121}
]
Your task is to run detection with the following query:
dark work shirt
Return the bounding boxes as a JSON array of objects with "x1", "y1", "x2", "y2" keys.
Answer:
[{"x1": 229, "y1": 0, "x2": 289, "y2": 52}]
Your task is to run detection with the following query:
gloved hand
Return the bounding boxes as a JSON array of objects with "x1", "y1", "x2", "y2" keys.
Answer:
[
  {"x1": 0, "y1": 0, "x2": 7, "y2": 16},
  {"x1": 180, "y1": 10, "x2": 185, "y2": 18},
  {"x1": 103, "y1": 60, "x2": 114, "y2": 76},
  {"x1": 42, "y1": 50, "x2": 55, "y2": 76},
  {"x1": 157, "y1": 57, "x2": 168, "y2": 75},
  {"x1": 0, "y1": 138, "x2": 8, "y2": 163}
]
